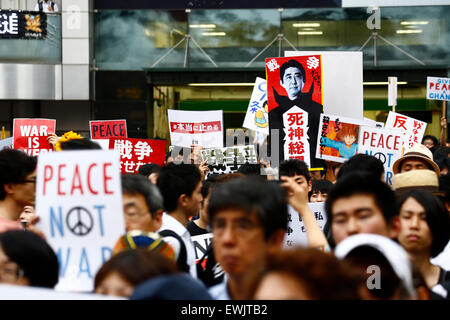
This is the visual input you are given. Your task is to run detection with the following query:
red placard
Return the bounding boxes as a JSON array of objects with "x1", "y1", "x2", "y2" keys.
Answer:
[
  {"x1": 13, "y1": 118, "x2": 56, "y2": 156},
  {"x1": 109, "y1": 138, "x2": 166, "y2": 174},
  {"x1": 90, "y1": 120, "x2": 127, "y2": 140}
]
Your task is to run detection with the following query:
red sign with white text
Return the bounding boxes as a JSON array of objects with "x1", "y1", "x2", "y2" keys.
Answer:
[
  {"x1": 109, "y1": 138, "x2": 166, "y2": 173},
  {"x1": 13, "y1": 118, "x2": 56, "y2": 156},
  {"x1": 90, "y1": 120, "x2": 127, "y2": 140}
]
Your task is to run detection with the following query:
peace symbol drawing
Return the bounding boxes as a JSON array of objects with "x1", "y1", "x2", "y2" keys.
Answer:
[{"x1": 66, "y1": 206, "x2": 94, "y2": 236}]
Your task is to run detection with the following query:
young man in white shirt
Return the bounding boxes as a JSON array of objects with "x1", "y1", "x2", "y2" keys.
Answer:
[{"x1": 35, "y1": 1, "x2": 59, "y2": 13}]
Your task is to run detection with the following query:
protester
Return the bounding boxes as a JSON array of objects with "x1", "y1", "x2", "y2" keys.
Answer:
[
  {"x1": 253, "y1": 248, "x2": 365, "y2": 300},
  {"x1": 336, "y1": 153, "x2": 385, "y2": 181},
  {"x1": 137, "y1": 163, "x2": 161, "y2": 184},
  {"x1": 309, "y1": 179, "x2": 333, "y2": 203},
  {"x1": 0, "y1": 230, "x2": 58, "y2": 288},
  {"x1": 393, "y1": 143, "x2": 440, "y2": 176},
  {"x1": 94, "y1": 249, "x2": 179, "y2": 298},
  {"x1": 324, "y1": 171, "x2": 398, "y2": 248},
  {"x1": 35, "y1": 0, "x2": 59, "y2": 12},
  {"x1": 208, "y1": 177, "x2": 287, "y2": 299},
  {"x1": 279, "y1": 159, "x2": 311, "y2": 190},
  {"x1": 422, "y1": 135, "x2": 439, "y2": 152},
  {"x1": 156, "y1": 163, "x2": 202, "y2": 277},
  {"x1": 395, "y1": 189, "x2": 450, "y2": 298}
]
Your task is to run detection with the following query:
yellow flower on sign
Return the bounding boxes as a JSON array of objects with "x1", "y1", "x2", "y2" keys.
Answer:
[
  {"x1": 55, "y1": 131, "x2": 82, "y2": 151},
  {"x1": 25, "y1": 14, "x2": 42, "y2": 33}
]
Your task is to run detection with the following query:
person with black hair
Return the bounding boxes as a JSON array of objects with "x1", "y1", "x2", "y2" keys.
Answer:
[
  {"x1": 156, "y1": 163, "x2": 203, "y2": 278},
  {"x1": 0, "y1": 149, "x2": 38, "y2": 232},
  {"x1": 422, "y1": 134, "x2": 439, "y2": 153},
  {"x1": 237, "y1": 162, "x2": 265, "y2": 179},
  {"x1": 336, "y1": 153, "x2": 385, "y2": 181},
  {"x1": 35, "y1": 0, "x2": 58, "y2": 12},
  {"x1": 309, "y1": 179, "x2": 333, "y2": 203},
  {"x1": 324, "y1": 171, "x2": 398, "y2": 248},
  {"x1": 137, "y1": 163, "x2": 161, "y2": 184},
  {"x1": 279, "y1": 158, "x2": 311, "y2": 188},
  {"x1": 269, "y1": 59, "x2": 325, "y2": 170},
  {"x1": 396, "y1": 189, "x2": 450, "y2": 298},
  {"x1": 208, "y1": 177, "x2": 288, "y2": 300},
  {"x1": 0, "y1": 230, "x2": 59, "y2": 288},
  {"x1": 59, "y1": 138, "x2": 102, "y2": 150}
]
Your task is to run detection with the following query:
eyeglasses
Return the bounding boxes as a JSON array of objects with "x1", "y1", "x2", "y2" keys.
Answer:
[{"x1": 124, "y1": 211, "x2": 151, "y2": 222}]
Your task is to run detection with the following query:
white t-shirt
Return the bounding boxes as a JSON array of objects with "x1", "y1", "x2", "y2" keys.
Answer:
[
  {"x1": 158, "y1": 213, "x2": 197, "y2": 278},
  {"x1": 431, "y1": 240, "x2": 450, "y2": 270},
  {"x1": 208, "y1": 275, "x2": 230, "y2": 300},
  {"x1": 34, "y1": 1, "x2": 59, "y2": 13}
]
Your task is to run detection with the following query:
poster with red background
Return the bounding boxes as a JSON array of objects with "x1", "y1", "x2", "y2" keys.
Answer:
[
  {"x1": 13, "y1": 118, "x2": 56, "y2": 156},
  {"x1": 109, "y1": 137, "x2": 166, "y2": 174},
  {"x1": 90, "y1": 120, "x2": 127, "y2": 140}
]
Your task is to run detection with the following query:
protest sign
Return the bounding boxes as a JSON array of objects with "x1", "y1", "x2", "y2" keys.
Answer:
[
  {"x1": 13, "y1": 118, "x2": 55, "y2": 156},
  {"x1": 201, "y1": 145, "x2": 258, "y2": 176},
  {"x1": 168, "y1": 110, "x2": 223, "y2": 148},
  {"x1": 427, "y1": 77, "x2": 450, "y2": 101},
  {"x1": 283, "y1": 202, "x2": 327, "y2": 249},
  {"x1": 385, "y1": 111, "x2": 427, "y2": 150},
  {"x1": 35, "y1": 150, "x2": 124, "y2": 292},
  {"x1": 285, "y1": 51, "x2": 364, "y2": 120},
  {"x1": 110, "y1": 137, "x2": 166, "y2": 173},
  {"x1": 316, "y1": 113, "x2": 364, "y2": 163},
  {"x1": 91, "y1": 139, "x2": 110, "y2": 150},
  {"x1": 358, "y1": 126, "x2": 404, "y2": 185},
  {"x1": 364, "y1": 117, "x2": 384, "y2": 129},
  {"x1": 243, "y1": 77, "x2": 269, "y2": 135},
  {"x1": 191, "y1": 233, "x2": 213, "y2": 262},
  {"x1": 90, "y1": 120, "x2": 127, "y2": 140},
  {"x1": 283, "y1": 106, "x2": 310, "y2": 166},
  {"x1": 266, "y1": 54, "x2": 324, "y2": 168}
]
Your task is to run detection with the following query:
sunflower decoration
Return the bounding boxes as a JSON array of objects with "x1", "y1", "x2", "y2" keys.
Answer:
[{"x1": 55, "y1": 131, "x2": 82, "y2": 151}]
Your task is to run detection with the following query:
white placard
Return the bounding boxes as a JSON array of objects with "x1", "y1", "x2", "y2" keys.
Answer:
[
  {"x1": 91, "y1": 139, "x2": 110, "y2": 150},
  {"x1": 243, "y1": 77, "x2": 269, "y2": 135},
  {"x1": 285, "y1": 51, "x2": 364, "y2": 120},
  {"x1": 191, "y1": 233, "x2": 213, "y2": 262},
  {"x1": 283, "y1": 202, "x2": 327, "y2": 249},
  {"x1": 168, "y1": 110, "x2": 224, "y2": 149},
  {"x1": 201, "y1": 145, "x2": 258, "y2": 177},
  {"x1": 385, "y1": 111, "x2": 427, "y2": 150},
  {"x1": 0, "y1": 137, "x2": 13, "y2": 150},
  {"x1": 358, "y1": 126, "x2": 405, "y2": 185},
  {"x1": 35, "y1": 150, "x2": 125, "y2": 292},
  {"x1": 363, "y1": 117, "x2": 384, "y2": 129},
  {"x1": 427, "y1": 76, "x2": 450, "y2": 101}
]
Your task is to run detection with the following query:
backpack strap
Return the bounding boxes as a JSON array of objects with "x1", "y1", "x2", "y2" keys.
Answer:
[{"x1": 158, "y1": 229, "x2": 190, "y2": 273}]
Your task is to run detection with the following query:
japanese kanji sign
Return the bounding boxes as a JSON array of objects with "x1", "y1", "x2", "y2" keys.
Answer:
[
  {"x1": 358, "y1": 126, "x2": 405, "y2": 186},
  {"x1": 201, "y1": 145, "x2": 258, "y2": 176},
  {"x1": 315, "y1": 113, "x2": 363, "y2": 163},
  {"x1": 0, "y1": 11, "x2": 46, "y2": 39},
  {"x1": 385, "y1": 111, "x2": 427, "y2": 150},
  {"x1": 283, "y1": 202, "x2": 327, "y2": 249},
  {"x1": 109, "y1": 138, "x2": 166, "y2": 174},
  {"x1": 90, "y1": 120, "x2": 127, "y2": 140},
  {"x1": 243, "y1": 77, "x2": 269, "y2": 135},
  {"x1": 266, "y1": 55, "x2": 324, "y2": 169},
  {"x1": 427, "y1": 77, "x2": 450, "y2": 101},
  {"x1": 168, "y1": 110, "x2": 223, "y2": 149},
  {"x1": 283, "y1": 106, "x2": 310, "y2": 166},
  {"x1": 13, "y1": 118, "x2": 56, "y2": 156},
  {"x1": 35, "y1": 150, "x2": 124, "y2": 292}
]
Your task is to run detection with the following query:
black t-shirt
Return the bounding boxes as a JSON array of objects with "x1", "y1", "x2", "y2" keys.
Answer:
[{"x1": 187, "y1": 220, "x2": 208, "y2": 237}]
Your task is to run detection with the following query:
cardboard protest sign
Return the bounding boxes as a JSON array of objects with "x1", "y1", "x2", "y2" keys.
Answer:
[
  {"x1": 109, "y1": 138, "x2": 166, "y2": 173},
  {"x1": 13, "y1": 118, "x2": 55, "y2": 156},
  {"x1": 90, "y1": 120, "x2": 127, "y2": 140},
  {"x1": 427, "y1": 77, "x2": 450, "y2": 101},
  {"x1": 385, "y1": 111, "x2": 427, "y2": 150},
  {"x1": 35, "y1": 150, "x2": 124, "y2": 292},
  {"x1": 266, "y1": 55, "x2": 324, "y2": 169},
  {"x1": 358, "y1": 126, "x2": 404, "y2": 186},
  {"x1": 201, "y1": 145, "x2": 258, "y2": 177},
  {"x1": 243, "y1": 77, "x2": 269, "y2": 135},
  {"x1": 191, "y1": 233, "x2": 213, "y2": 262},
  {"x1": 283, "y1": 202, "x2": 327, "y2": 249},
  {"x1": 316, "y1": 114, "x2": 364, "y2": 163},
  {"x1": 168, "y1": 110, "x2": 223, "y2": 149}
]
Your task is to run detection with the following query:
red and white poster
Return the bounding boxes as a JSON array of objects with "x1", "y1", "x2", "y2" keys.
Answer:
[
  {"x1": 90, "y1": 120, "x2": 127, "y2": 140},
  {"x1": 109, "y1": 138, "x2": 166, "y2": 174},
  {"x1": 168, "y1": 110, "x2": 223, "y2": 149},
  {"x1": 266, "y1": 55, "x2": 324, "y2": 168},
  {"x1": 13, "y1": 118, "x2": 56, "y2": 156},
  {"x1": 385, "y1": 111, "x2": 427, "y2": 151}
]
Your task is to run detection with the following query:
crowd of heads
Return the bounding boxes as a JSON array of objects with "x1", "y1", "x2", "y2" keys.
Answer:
[{"x1": 0, "y1": 131, "x2": 449, "y2": 301}]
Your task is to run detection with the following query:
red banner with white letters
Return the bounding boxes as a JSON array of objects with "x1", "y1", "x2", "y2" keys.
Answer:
[{"x1": 13, "y1": 118, "x2": 56, "y2": 156}]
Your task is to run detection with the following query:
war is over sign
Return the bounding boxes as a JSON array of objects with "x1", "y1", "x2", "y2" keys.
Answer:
[
  {"x1": 13, "y1": 118, "x2": 56, "y2": 156},
  {"x1": 36, "y1": 150, "x2": 125, "y2": 292}
]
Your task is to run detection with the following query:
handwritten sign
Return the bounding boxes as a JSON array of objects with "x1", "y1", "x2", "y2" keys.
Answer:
[
  {"x1": 427, "y1": 77, "x2": 450, "y2": 101},
  {"x1": 385, "y1": 111, "x2": 427, "y2": 150},
  {"x1": 283, "y1": 106, "x2": 310, "y2": 165},
  {"x1": 283, "y1": 202, "x2": 327, "y2": 249},
  {"x1": 243, "y1": 77, "x2": 269, "y2": 135},
  {"x1": 13, "y1": 118, "x2": 55, "y2": 156},
  {"x1": 109, "y1": 138, "x2": 166, "y2": 174},
  {"x1": 358, "y1": 126, "x2": 404, "y2": 185},
  {"x1": 36, "y1": 150, "x2": 124, "y2": 292},
  {"x1": 90, "y1": 120, "x2": 127, "y2": 140}
]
